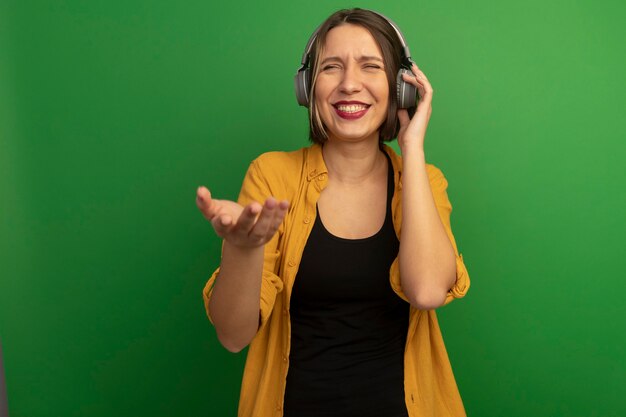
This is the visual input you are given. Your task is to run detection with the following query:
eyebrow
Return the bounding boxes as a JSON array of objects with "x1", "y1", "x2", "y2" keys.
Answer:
[{"x1": 320, "y1": 55, "x2": 384, "y2": 65}]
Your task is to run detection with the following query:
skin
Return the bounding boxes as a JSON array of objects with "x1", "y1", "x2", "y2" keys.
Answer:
[
  {"x1": 196, "y1": 23, "x2": 456, "y2": 352},
  {"x1": 315, "y1": 24, "x2": 390, "y2": 239},
  {"x1": 195, "y1": 191, "x2": 289, "y2": 352}
]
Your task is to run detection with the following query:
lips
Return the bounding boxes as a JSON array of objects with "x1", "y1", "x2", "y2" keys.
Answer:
[{"x1": 332, "y1": 101, "x2": 370, "y2": 120}]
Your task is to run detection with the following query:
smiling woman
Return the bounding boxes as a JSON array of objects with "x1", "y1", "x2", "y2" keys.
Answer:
[
  {"x1": 313, "y1": 24, "x2": 390, "y2": 144},
  {"x1": 304, "y1": 10, "x2": 417, "y2": 143},
  {"x1": 198, "y1": 8, "x2": 470, "y2": 417}
]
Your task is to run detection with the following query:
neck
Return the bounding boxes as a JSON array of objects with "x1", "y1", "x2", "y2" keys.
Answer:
[{"x1": 322, "y1": 138, "x2": 386, "y2": 184}]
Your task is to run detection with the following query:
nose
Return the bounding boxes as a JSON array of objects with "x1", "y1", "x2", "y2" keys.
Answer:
[{"x1": 338, "y1": 64, "x2": 363, "y2": 94}]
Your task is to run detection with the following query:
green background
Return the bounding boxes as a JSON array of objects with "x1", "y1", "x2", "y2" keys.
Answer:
[{"x1": 1, "y1": 0, "x2": 624, "y2": 416}]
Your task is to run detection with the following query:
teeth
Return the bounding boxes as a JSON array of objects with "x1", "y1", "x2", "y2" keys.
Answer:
[{"x1": 336, "y1": 104, "x2": 368, "y2": 113}]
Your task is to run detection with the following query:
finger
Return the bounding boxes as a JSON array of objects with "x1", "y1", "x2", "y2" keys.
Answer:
[
  {"x1": 247, "y1": 198, "x2": 279, "y2": 242},
  {"x1": 196, "y1": 186, "x2": 209, "y2": 205},
  {"x1": 411, "y1": 63, "x2": 428, "y2": 79},
  {"x1": 416, "y1": 83, "x2": 427, "y2": 104},
  {"x1": 211, "y1": 214, "x2": 234, "y2": 237},
  {"x1": 406, "y1": 64, "x2": 431, "y2": 87},
  {"x1": 264, "y1": 200, "x2": 290, "y2": 238},
  {"x1": 411, "y1": 64, "x2": 433, "y2": 99},
  {"x1": 404, "y1": 78, "x2": 430, "y2": 108},
  {"x1": 401, "y1": 71, "x2": 430, "y2": 103},
  {"x1": 197, "y1": 186, "x2": 217, "y2": 219},
  {"x1": 231, "y1": 201, "x2": 263, "y2": 235},
  {"x1": 402, "y1": 71, "x2": 419, "y2": 85},
  {"x1": 397, "y1": 108, "x2": 410, "y2": 127}
]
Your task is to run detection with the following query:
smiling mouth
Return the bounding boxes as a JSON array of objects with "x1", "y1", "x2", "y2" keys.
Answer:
[
  {"x1": 334, "y1": 103, "x2": 370, "y2": 113},
  {"x1": 332, "y1": 102, "x2": 371, "y2": 120}
]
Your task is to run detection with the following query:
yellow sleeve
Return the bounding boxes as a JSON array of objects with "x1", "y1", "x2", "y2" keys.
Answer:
[
  {"x1": 202, "y1": 158, "x2": 284, "y2": 329},
  {"x1": 426, "y1": 164, "x2": 470, "y2": 305}
]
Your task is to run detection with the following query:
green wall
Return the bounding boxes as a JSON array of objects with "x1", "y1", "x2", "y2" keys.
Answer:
[{"x1": 1, "y1": 1, "x2": 624, "y2": 416}]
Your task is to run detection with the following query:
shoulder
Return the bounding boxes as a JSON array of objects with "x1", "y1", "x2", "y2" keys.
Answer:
[
  {"x1": 242, "y1": 146, "x2": 313, "y2": 197},
  {"x1": 251, "y1": 147, "x2": 307, "y2": 171},
  {"x1": 247, "y1": 147, "x2": 309, "y2": 183}
]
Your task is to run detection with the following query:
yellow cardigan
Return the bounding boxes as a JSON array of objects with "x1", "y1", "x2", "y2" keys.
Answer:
[{"x1": 203, "y1": 144, "x2": 470, "y2": 417}]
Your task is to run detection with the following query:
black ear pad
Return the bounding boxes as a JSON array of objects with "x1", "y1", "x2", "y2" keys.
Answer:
[
  {"x1": 397, "y1": 68, "x2": 418, "y2": 109},
  {"x1": 294, "y1": 68, "x2": 311, "y2": 107}
]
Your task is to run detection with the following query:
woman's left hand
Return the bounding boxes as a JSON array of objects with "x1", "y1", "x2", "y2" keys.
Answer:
[{"x1": 397, "y1": 63, "x2": 433, "y2": 154}]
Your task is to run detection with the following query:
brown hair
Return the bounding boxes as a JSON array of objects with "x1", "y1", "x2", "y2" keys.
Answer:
[{"x1": 307, "y1": 8, "x2": 416, "y2": 144}]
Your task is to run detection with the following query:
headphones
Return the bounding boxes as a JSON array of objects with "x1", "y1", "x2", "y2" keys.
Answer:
[{"x1": 294, "y1": 10, "x2": 418, "y2": 109}]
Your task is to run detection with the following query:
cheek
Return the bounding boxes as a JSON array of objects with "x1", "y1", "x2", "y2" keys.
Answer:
[
  {"x1": 378, "y1": 79, "x2": 391, "y2": 103},
  {"x1": 314, "y1": 82, "x2": 333, "y2": 115},
  {"x1": 315, "y1": 101, "x2": 333, "y2": 127},
  {"x1": 314, "y1": 77, "x2": 331, "y2": 102}
]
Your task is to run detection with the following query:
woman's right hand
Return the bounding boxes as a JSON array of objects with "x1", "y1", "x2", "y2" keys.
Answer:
[{"x1": 196, "y1": 186, "x2": 289, "y2": 248}]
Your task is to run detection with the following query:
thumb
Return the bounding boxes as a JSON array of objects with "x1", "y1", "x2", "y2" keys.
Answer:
[
  {"x1": 196, "y1": 186, "x2": 217, "y2": 219},
  {"x1": 397, "y1": 108, "x2": 410, "y2": 128}
]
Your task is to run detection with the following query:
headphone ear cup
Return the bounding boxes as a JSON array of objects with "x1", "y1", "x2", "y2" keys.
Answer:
[
  {"x1": 396, "y1": 69, "x2": 418, "y2": 109},
  {"x1": 294, "y1": 68, "x2": 311, "y2": 107}
]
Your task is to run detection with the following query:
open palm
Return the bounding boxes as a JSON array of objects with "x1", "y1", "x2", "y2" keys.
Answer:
[{"x1": 196, "y1": 186, "x2": 289, "y2": 248}]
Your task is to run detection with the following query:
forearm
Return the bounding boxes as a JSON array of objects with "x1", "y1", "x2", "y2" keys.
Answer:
[
  {"x1": 208, "y1": 241, "x2": 265, "y2": 352},
  {"x1": 399, "y1": 148, "x2": 456, "y2": 310}
]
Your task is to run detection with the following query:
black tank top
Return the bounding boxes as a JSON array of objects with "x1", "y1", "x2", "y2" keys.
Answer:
[{"x1": 284, "y1": 152, "x2": 409, "y2": 417}]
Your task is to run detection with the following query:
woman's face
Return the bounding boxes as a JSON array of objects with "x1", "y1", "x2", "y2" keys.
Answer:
[{"x1": 314, "y1": 23, "x2": 389, "y2": 144}]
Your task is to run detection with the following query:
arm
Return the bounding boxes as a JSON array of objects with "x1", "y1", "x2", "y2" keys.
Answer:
[
  {"x1": 396, "y1": 63, "x2": 458, "y2": 310},
  {"x1": 197, "y1": 163, "x2": 288, "y2": 352},
  {"x1": 399, "y1": 153, "x2": 457, "y2": 310}
]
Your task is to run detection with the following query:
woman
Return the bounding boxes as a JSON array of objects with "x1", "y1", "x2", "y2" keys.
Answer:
[{"x1": 197, "y1": 8, "x2": 470, "y2": 417}]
